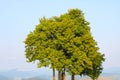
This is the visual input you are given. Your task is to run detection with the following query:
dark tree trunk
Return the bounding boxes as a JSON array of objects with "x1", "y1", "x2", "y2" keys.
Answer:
[
  {"x1": 61, "y1": 68, "x2": 66, "y2": 80},
  {"x1": 92, "y1": 77, "x2": 96, "y2": 80},
  {"x1": 53, "y1": 68, "x2": 56, "y2": 80},
  {"x1": 92, "y1": 78, "x2": 96, "y2": 80},
  {"x1": 71, "y1": 73, "x2": 75, "y2": 80},
  {"x1": 61, "y1": 71, "x2": 63, "y2": 80},
  {"x1": 58, "y1": 70, "x2": 61, "y2": 80}
]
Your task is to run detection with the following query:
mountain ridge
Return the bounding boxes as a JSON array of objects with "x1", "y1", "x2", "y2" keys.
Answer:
[{"x1": 0, "y1": 68, "x2": 120, "y2": 80}]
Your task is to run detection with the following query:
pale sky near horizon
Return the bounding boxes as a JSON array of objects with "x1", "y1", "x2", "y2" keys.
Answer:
[{"x1": 0, "y1": 0, "x2": 120, "y2": 72}]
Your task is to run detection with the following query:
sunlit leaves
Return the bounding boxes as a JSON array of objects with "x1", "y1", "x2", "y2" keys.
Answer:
[{"x1": 24, "y1": 9, "x2": 105, "y2": 80}]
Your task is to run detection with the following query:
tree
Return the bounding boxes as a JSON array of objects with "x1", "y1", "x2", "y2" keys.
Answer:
[
  {"x1": 24, "y1": 8, "x2": 105, "y2": 80},
  {"x1": 83, "y1": 53, "x2": 105, "y2": 80}
]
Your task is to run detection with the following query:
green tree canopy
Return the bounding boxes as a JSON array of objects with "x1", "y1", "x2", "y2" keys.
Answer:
[{"x1": 24, "y1": 8, "x2": 105, "y2": 80}]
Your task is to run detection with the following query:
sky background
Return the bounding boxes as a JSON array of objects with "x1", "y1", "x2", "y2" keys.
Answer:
[{"x1": 0, "y1": 0, "x2": 120, "y2": 73}]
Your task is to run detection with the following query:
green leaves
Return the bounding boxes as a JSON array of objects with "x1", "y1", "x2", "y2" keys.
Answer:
[{"x1": 24, "y1": 9, "x2": 105, "y2": 80}]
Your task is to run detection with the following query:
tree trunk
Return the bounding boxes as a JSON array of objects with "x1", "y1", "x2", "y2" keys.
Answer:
[
  {"x1": 92, "y1": 78, "x2": 96, "y2": 80},
  {"x1": 61, "y1": 68, "x2": 66, "y2": 80},
  {"x1": 92, "y1": 77, "x2": 96, "y2": 80},
  {"x1": 53, "y1": 68, "x2": 56, "y2": 80},
  {"x1": 58, "y1": 70, "x2": 61, "y2": 80},
  {"x1": 61, "y1": 71, "x2": 63, "y2": 80},
  {"x1": 63, "y1": 71, "x2": 66, "y2": 80},
  {"x1": 71, "y1": 73, "x2": 75, "y2": 80}
]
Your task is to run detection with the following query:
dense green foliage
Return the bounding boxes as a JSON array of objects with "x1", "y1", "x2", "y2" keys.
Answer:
[{"x1": 24, "y1": 9, "x2": 105, "y2": 80}]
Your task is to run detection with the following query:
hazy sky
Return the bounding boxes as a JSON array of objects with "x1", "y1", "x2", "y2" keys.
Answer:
[{"x1": 0, "y1": 0, "x2": 120, "y2": 72}]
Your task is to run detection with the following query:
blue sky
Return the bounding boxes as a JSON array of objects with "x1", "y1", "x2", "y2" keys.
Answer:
[{"x1": 0, "y1": 0, "x2": 120, "y2": 72}]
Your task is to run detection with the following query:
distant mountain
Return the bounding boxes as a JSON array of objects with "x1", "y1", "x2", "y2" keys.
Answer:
[
  {"x1": 0, "y1": 68, "x2": 120, "y2": 80},
  {"x1": 0, "y1": 75, "x2": 49, "y2": 80},
  {"x1": 22, "y1": 76, "x2": 48, "y2": 80},
  {"x1": 0, "y1": 69, "x2": 52, "y2": 80},
  {"x1": 0, "y1": 69, "x2": 49, "y2": 78},
  {"x1": 0, "y1": 75, "x2": 11, "y2": 80}
]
